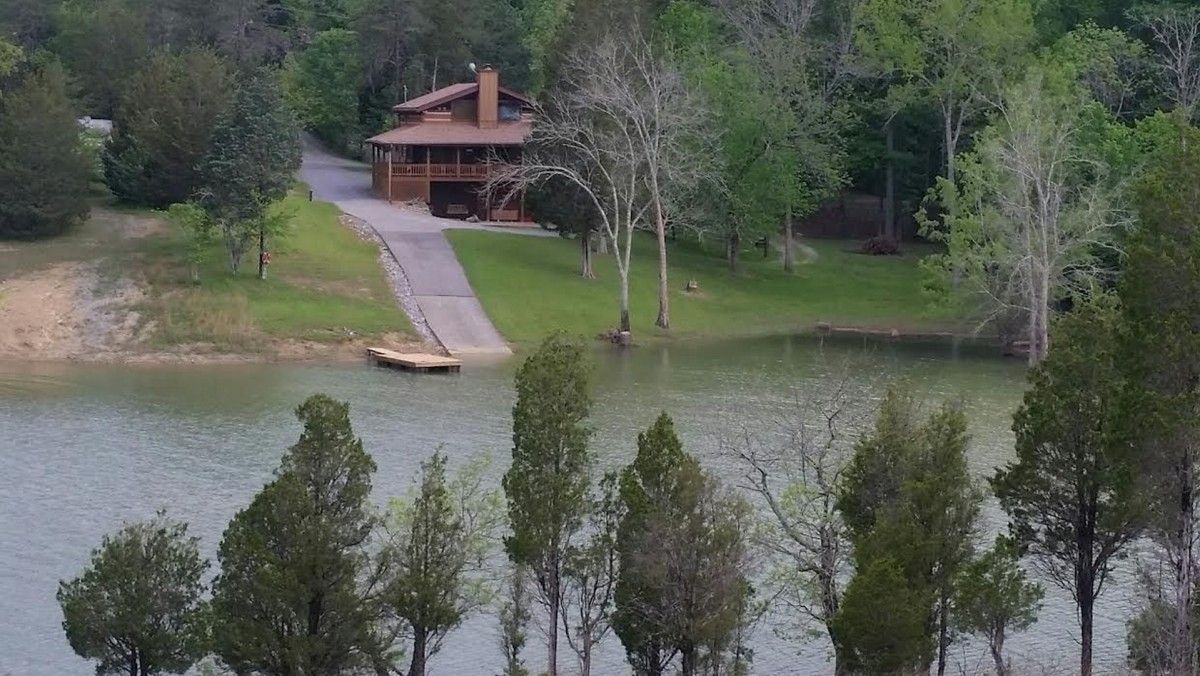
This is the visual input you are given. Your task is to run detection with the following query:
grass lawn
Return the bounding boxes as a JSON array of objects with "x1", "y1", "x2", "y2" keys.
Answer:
[
  {"x1": 134, "y1": 189, "x2": 413, "y2": 350},
  {"x1": 447, "y1": 229, "x2": 961, "y2": 346}
]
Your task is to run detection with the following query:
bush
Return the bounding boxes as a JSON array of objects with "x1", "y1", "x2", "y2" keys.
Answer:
[{"x1": 860, "y1": 235, "x2": 901, "y2": 255}]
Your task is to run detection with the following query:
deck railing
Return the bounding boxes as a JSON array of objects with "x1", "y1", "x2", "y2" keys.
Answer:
[{"x1": 389, "y1": 163, "x2": 493, "y2": 179}]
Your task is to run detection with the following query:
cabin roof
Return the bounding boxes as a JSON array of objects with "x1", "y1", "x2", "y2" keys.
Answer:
[
  {"x1": 393, "y1": 82, "x2": 534, "y2": 113},
  {"x1": 366, "y1": 120, "x2": 532, "y2": 147}
]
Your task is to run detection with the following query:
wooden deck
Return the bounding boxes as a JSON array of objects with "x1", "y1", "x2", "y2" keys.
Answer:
[{"x1": 367, "y1": 347, "x2": 462, "y2": 373}]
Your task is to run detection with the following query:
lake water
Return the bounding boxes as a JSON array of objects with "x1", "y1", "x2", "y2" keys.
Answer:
[{"x1": 0, "y1": 335, "x2": 1133, "y2": 675}]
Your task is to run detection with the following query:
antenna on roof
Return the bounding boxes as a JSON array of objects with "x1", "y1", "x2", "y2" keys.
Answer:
[{"x1": 468, "y1": 62, "x2": 477, "y2": 74}]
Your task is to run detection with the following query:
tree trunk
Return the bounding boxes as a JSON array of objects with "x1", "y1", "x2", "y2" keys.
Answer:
[
  {"x1": 258, "y1": 227, "x2": 266, "y2": 280},
  {"x1": 1080, "y1": 593, "x2": 1093, "y2": 676},
  {"x1": 991, "y1": 630, "x2": 1006, "y2": 676},
  {"x1": 408, "y1": 628, "x2": 428, "y2": 676},
  {"x1": 885, "y1": 119, "x2": 896, "y2": 240},
  {"x1": 1172, "y1": 457, "x2": 1196, "y2": 675},
  {"x1": 936, "y1": 599, "x2": 949, "y2": 676},
  {"x1": 618, "y1": 272, "x2": 631, "y2": 334},
  {"x1": 654, "y1": 203, "x2": 669, "y2": 329},
  {"x1": 783, "y1": 202, "x2": 796, "y2": 273},
  {"x1": 580, "y1": 232, "x2": 594, "y2": 279},
  {"x1": 943, "y1": 105, "x2": 956, "y2": 187},
  {"x1": 580, "y1": 637, "x2": 592, "y2": 676},
  {"x1": 547, "y1": 576, "x2": 559, "y2": 676},
  {"x1": 727, "y1": 232, "x2": 740, "y2": 272},
  {"x1": 679, "y1": 645, "x2": 695, "y2": 676}
]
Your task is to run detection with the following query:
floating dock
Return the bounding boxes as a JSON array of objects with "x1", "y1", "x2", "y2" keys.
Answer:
[{"x1": 367, "y1": 347, "x2": 462, "y2": 373}]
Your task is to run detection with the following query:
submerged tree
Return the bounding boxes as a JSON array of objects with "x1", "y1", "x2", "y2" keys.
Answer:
[
  {"x1": 210, "y1": 394, "x2": 382, "y2": 674},
  {"x1": 502, "y1": 334, "x2": 593, "y2": 676},
  {"x1": 58, "y1": 513, "x2": 209, "y2": 676},
  {"x1": 992, "y1": 299, "x2": 1142, "y2": 676}
]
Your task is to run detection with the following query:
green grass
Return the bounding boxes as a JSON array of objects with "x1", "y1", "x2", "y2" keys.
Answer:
[
  {"x1": 135, "y1": 189, "x2": 413, "y2": 349},
  {"x1": 447, "y1": 229, "x2": 961, "y2": 345}
]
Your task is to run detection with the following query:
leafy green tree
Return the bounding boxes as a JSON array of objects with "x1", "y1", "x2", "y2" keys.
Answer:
[
  {"x1": 502, "y1": 334, "x2": 593, "y2": 676},
  {"x1": 196, "y1": 70, "x2": 301, "y2": 275},
  {"x1": 0, "y1": 38, "x2": 20, "y2": 78},
  {"x1": 282, "y1": 28, "x2": 361, "y2": 151},
  {"x1": 163, "y1": 203, "x2": 216, "y2": 285},
  {"x1": 0, "y1": 63, "x2": 91, "y2": 239},
  {"x1": 498, "y1": 565, "x2": 532, "y2": 676},
  {"x1": 952, "y1": 536, "x2": 1044, "y2": 676},
  {"x1": 57, "y1": 513, "x2": 209, "y2": 676},
  {"x1": 1049, "y1": 22, "x2": 1158, "y2": 122},
  {"x1": 924, "y1": 64, "x2": 1128, "y2": 363},
  {"x1": 614, "y1": 413, "x2": 753, "y2": 676},
  {"x1": 383, "y1": 451, "x2": 501, "y2": 676},
  {"x1": 831, "y1": 556, "x2": 932, "y2": 675},
  {"x1": 1118, "y1": 122, "x2": 1200, "y2": 675},
  {"x1": 992, "y1": 298, "x2": 1142, "y2": 676},
  {"x1": 562, "y1": 473, "x2": 622, "y2": 676},
  {"x1": 836, "y1": 387, "x2": 981, "y2": 676},
  {"x1": 103, "y1": 48, "x2": 233, "y2": 208},
  {"x1": 51, "y1": 0, "x2": 151, "y2": 118},
  {"x1": 211, "y1": 394, "x2": 382, "y2": 675},
  {"x1": 856, "y1": 0, "x2": 1035, "y2": 186}
]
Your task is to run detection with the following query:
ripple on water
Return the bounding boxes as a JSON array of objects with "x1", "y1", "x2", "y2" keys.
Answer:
[{"x1": 0, "y1": 336, "x2": 1128, "y2": 675}]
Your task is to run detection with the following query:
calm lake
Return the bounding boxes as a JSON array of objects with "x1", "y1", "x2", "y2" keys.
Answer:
[{"x1": 0, "y1": 335, "x2": 1133, "y2": 675}]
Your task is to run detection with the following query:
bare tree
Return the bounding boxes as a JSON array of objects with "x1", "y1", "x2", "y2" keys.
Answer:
[
  {"x1": 1135, "y1": 3, "x2": 1200, "y2": 121},
  {"x1": 487, "y1": 35, "x2": 715, "y2": 335},
  {"x1": 721, "y1": 380, "x2": 861, "y2": 675},
  {"x1": 925, "y1": 67, "x2": 1129, "y2": 363},
  {"x1": 561, "y1": 475, "x2": 621, "y2": 676}
]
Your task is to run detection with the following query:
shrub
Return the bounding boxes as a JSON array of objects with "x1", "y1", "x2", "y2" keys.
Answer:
[{"x1": 860, "y1": 235, "x2": 901, "y2": 255}]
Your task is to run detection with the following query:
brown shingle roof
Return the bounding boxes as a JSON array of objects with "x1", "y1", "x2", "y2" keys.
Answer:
[
  {"x1": 366, "y1": 121, "x2": 532, "y2": 146},
  {"x1": 393, "y1": 83, "x2": 534, "y2": 113}
]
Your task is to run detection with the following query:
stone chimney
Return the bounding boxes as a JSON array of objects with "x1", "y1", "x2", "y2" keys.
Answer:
[{"x1": 477, "y1": 66, "x2": 499, "y2": 130}]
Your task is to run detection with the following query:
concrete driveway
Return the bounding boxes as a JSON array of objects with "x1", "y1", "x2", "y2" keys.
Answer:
[{"x1": 299, "y1": 138, "x2": 544, "y2": 356}]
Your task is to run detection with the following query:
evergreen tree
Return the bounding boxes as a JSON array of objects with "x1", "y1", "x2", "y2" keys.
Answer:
[
  {"x1": 103, "y1": 48, "x2": 232, "y2": 208},
  {"x1": 210, "y1": 394, "x2": 382, "y2": 674},
  {"x1": 836, "y1": 387, "x2": 982, "y2": 676},
  {"x1": 0, "y1": 63, "x2": 91, "y2": 239},
  {"x1": 51, "y1": 0, "x2": 151, "y2": 118},
  {"x1": 614, "y1": 413, "x2": 752, "y2": 676},
  {"x1": 196, "y1": 69, "x2": 301, "y2": 275},
  {"x1": 502, "y1": 333, "x2": 593, "y2": 676},
  {"x1": 831, "y1": 555, "x2": 932, "y2": 675},
  {"x1": 992, "y1": 299, "x2": 1142, "y2": 676},
  {"x1": 952, "y1": 536, "x2": 1044, "y2": 676},
  {"x1": 57, "y1": 513, "x2": 209, "y2": 676},
  {"x1": 1118, "y1": 122, "x2": 1200, "y2": 675}
]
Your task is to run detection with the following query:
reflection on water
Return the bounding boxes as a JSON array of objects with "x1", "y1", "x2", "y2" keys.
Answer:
[{"x1": 0, "y1": 335, "x2": 1122, "y2": 675}]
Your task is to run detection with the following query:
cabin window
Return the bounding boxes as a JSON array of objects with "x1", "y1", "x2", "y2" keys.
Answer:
[{"x1": 499, "y1": 102, "x2": 521, "y2": 121}]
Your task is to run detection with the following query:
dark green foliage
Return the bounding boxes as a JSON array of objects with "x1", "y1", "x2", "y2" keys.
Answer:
[
  {"x1": 103, "y1": 48, "x2": 232, "y2": 208},
  {"x1": 196, "y1": 69, "x2": 301, "y2": 271},
  {"x1": 0, "y1": 63, "x2": 91, "y2": 239},
  {"x1": 831, "y1": 556, "x2": 932, "y2": 674},
  {"x1": 502, "y1": 333, "x2": 593, "y2": 674},
  {"x1": 384, "y1": 451, "x2": 494, "y2": 676},
  {"x1": 51, "y1": 0, "x2": 150, "y2": 118},
  {"x1": 211, "y1": 394, "x2": 382, "y2": 675},
  {"x1": 952, "y1": 536, "x2": 1044, "y2": 676},
  {"x1": 57, "y1": 513, "x2": 209, "y2": 676},
  {"x1": 835, "y1": 386, "x2": 981, "y2": 675},
  {"x1": 282, "y1": 28, "x2": 362, "y2": 151},
  {"x1": 992, "y1": 298, "x2": 1141, "y2": 676},
  {"x1": 614, "y1": 413, "x2": 753, "y2": 675}
]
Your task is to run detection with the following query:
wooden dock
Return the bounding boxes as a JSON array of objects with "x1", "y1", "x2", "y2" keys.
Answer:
[{"x1": 367, "y1": 347, "x2": 462, "y2": 373}]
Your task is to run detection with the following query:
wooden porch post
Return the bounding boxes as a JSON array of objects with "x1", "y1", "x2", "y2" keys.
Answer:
[
  {"x1": 456, "y1": 147, "x2": 461, "y2": 178},
  {"x1": 386, "y1": 146, "x2": 393, "y2": 203}
]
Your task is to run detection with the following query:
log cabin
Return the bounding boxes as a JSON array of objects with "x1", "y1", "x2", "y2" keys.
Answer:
[{"x1": 366, "y1": 66, "x2": 532, "y2": 222}]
